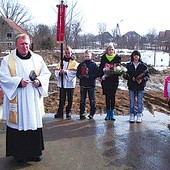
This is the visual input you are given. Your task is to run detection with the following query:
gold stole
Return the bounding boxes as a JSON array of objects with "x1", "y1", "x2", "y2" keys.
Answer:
[
  {"x1": 67, "y1": 60, "x2": 78, "y2": 70},
  {"x1": 56, "y1": 59, "x2": 78, "y2": 70},
  {"x1": 8, "y1": 51, "x2": 40, "y2": 124}
]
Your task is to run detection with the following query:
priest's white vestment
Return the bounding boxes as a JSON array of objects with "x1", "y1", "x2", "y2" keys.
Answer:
[{"x1": 0, "y1": 49, "x2": 51, "y2": 131}]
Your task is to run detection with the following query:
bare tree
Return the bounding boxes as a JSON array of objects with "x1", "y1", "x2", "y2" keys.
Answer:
[
  {"x1": 0, "y1": 0, "x2": 32, "y2": 26},
  {"x1": 79, "y1": 33, "x2": 96, "y2": 49},
  {"x1": 98, "y1": 23, "x2": 107, "y2": 35},
  {"x1": 70, "y1": 21, "x2": 82, "y2": 48},
  {"x1": 97, "y1": 22, "x2": 107, "y2": 48},
  {"x1": 144, "y1": 28, "x2": 158, "y2": 47},
  {"x1": 64, "y1": 0, "x2": 83, "y2": 47},
  {"x1": 32, "y1": 24, "x2": 54, "y2": 50}
]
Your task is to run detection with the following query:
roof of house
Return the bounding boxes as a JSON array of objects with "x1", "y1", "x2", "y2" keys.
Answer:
[
  {"x1": 122, "y1": 31, "x2": 141, "y2": 39},
  {"x1": 158, "y1": 31, "x2": 165, "y2": 37},
  {"x1": 1, "y1": 16, "x2": 27, "y2": 34},
  {"x1": 164, "y1": 30, "x2": 170, "y2": 39},
  {"x1": 158, "y1": 31, "x2": 165, "y2": 41},
  {"x1": 158, "y1": 30, "x2": 170, "y2": 42}
]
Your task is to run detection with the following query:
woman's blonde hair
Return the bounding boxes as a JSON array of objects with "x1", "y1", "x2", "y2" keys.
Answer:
[{"x1": 105, "y1": 43, "x2": 115, "y2": 54}]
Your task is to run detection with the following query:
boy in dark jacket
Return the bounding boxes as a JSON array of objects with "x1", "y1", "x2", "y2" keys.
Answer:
[
  {"x1": 123, "y1": 50, "x2": 149, "y2": 123},
  {"x1": 76, "y1": 50, "x2": 98, "y2": 120}
]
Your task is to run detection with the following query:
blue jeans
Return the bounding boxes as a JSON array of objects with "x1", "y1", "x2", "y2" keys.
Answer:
[
  {"x1": 129, "y1": 90, "x2": 144, "y2": 115},
  {"x1": 80, "y1": 87, "x2": 96, "y2": 116}
]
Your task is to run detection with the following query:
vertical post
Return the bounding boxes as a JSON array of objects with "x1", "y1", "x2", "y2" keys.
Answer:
[
  {"x1": 154, "y1": 40, "x2": 157, "y2": 67},
  {"x1": 154, "y1": 51, "x2": 156, "y2": 67},
  {"x1": 116, "y1": 19, "x2": 123, "y2": 50},
  {"x1": 56, "y1": 0, "x2": 67, "y2": 117},
  {"x1": 116, "y1": 23, "x2": 119, "y2": 48},
  {"x1": 60, "y1": 43, "x2": 64, "y2": 88}
]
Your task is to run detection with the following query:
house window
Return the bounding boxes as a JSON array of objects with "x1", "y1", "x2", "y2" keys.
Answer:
[
  {"x1": 7, "y1": 33, "x2": 12, "y2": 38},
  {"x1": 7, "y1": 42, "x2": 13, "y2": 50}
]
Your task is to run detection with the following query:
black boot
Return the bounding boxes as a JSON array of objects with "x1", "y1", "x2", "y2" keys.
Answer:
[
  {"x1": 66, "y1": 112, "x2": 71, "y2": 119},
  {"x1": 80, "y1": 115, "x2": 86, "y2": 120},
  {"x1": 54, "y1": 112, "x2": 63, "y2": 119}
]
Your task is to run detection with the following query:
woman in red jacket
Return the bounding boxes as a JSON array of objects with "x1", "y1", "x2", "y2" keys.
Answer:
[
  {"x1": 163, "y1": 75, "x2": 170, "y2": 129},
  {"x1": 164, "y1": 75, "x2": 170, "y2": 106}
]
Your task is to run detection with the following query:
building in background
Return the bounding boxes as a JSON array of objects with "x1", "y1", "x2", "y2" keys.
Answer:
[
  {"x1": 158, "y1": 30, "x2": 170, "y2": 52},
  {"x1": 0, "y1": 16, "x2": 27, "y2": 52}
]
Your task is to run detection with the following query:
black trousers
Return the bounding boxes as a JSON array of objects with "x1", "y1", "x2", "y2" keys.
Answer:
[
  {"x1": 57, "y1": 88, "x2": 74, "y2": 116},
  {"x1": 104, "y1": 88, "x2": 117, "y2": 110}
]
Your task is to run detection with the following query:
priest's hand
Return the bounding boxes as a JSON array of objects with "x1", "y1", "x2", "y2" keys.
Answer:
[
  {"x1": 33, "y1": 79, "x2": 40, "y2": 88},
  {"x1": 21, "y1": 79, "x2": 29, "y2": 87}
]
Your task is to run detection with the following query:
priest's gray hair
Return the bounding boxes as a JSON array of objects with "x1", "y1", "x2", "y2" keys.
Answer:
[{"x1": 15, "y1": 33, "x2": 30, "y2": 44}]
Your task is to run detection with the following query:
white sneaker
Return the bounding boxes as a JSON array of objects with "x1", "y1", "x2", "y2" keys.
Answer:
[
  {"x1": 129, "y1": 114, "x2": 135, "y2": 123},
  {"x1": 136, "y1": 114, "x2": 142, "y2": 123}
]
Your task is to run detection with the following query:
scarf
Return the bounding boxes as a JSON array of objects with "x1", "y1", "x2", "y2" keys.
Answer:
[{"x1": 106, "y1": 53, "x2": 116, "y2": 62}]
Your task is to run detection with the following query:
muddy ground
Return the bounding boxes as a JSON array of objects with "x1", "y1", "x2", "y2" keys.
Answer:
[{"x1": 44, "y1": 75, "x2": 170, "y2": 116}]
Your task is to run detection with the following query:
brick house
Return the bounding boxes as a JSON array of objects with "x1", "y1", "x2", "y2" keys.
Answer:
[
  {"x1": 121, "y1": 31, "x2": 142, "y2": 49},
  {"x1": 0, "y1": 16, "x2": 27, "y2": 52},
  {"x1": 158, "y1": 30, "x2": 170, "y2": 52}
]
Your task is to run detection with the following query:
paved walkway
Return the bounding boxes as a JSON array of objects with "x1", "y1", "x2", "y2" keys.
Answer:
[{"x1": 0, "y1": 109, "x2": 170, "y2": 170}]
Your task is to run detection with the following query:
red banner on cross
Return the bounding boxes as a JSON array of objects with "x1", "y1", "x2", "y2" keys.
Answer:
[{"x1": 56, "y1": 1, "x2": 67, "y2": 42}]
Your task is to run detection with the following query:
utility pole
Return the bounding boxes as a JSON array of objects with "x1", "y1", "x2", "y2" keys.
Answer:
[
  {"x1": 116, "y1": 23, "x2": 121, "y2": 48},
  {"x1": 115, "y1": 19, "x2": 123, "y2": 49}
]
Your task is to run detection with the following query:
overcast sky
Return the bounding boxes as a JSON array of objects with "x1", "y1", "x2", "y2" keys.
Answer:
[{"x1": 18, "y1": 0, "x2": 170, "y2": 36}]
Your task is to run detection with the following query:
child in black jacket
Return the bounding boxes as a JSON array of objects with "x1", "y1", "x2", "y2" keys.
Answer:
[
  {"x1": 123, "y1": 50, "x2": 149, "y2": 123},
  {"x1": 76, "y1": 50, "x2": 98, "y2": 120}
]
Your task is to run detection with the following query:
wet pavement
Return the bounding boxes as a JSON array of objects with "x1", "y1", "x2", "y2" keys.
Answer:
[{"x1": 0, "y1": 109, "x2": 170, "y2": 170}]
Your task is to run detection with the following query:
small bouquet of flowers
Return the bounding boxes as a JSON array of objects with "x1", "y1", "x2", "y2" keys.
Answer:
[{"x1": 102, "y1": 63, "x2": 127, "y2": 80}]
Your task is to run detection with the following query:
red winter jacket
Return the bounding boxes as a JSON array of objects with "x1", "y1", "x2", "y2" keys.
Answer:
[{"x1": 164, "y1": 75, "x2": 170, "y2": 97}]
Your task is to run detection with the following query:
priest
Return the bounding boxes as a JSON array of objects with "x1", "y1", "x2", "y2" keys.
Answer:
[{"x1": 0, "y1": 33, "x2": 51, "y2": 166}]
